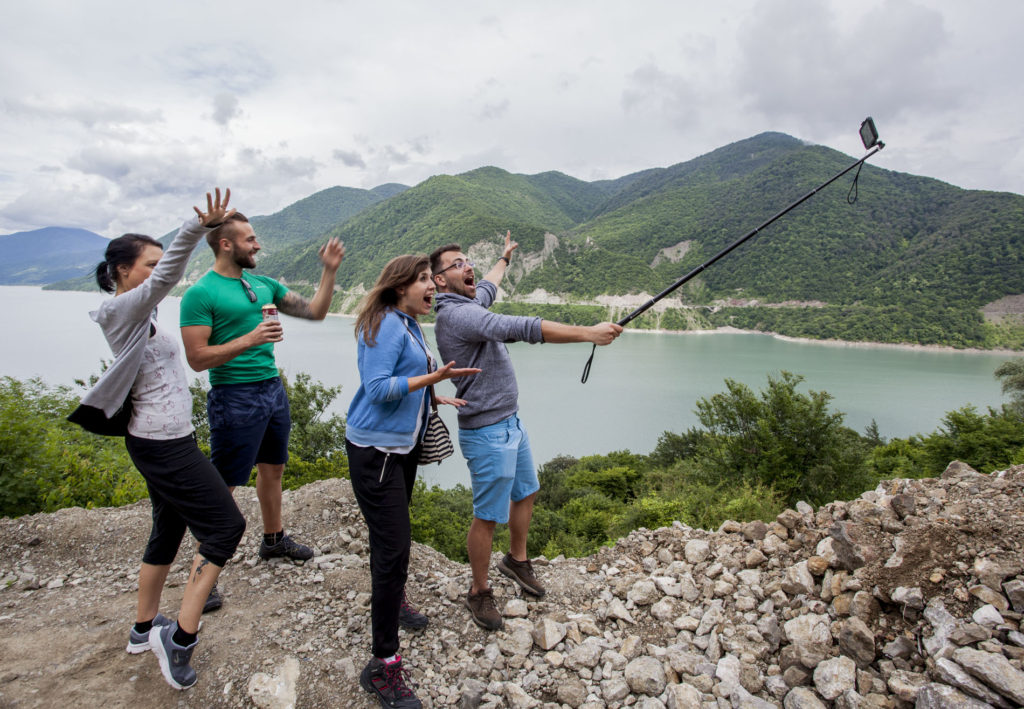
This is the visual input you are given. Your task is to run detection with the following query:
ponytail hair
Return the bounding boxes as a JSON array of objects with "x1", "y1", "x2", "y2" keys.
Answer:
[
  {"x1": 95, "y1": 233, "x2": 163, "y2": 293},
  {"x1": 354, "y1": 254, "x2": 430, "y2": 346}
]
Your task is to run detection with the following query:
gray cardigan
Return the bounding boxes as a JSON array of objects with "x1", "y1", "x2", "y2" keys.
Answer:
[
  {"x1": 433, "y1": 280, "x2": 543, "y2": 429},
  {"x1": 76, "y1": 217, "x2": 211, "y2": 420}
]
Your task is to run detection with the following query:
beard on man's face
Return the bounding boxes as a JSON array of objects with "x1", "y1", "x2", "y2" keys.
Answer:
[{"x1": 232, "y1": 249, "x2": 257, "y2": 269}]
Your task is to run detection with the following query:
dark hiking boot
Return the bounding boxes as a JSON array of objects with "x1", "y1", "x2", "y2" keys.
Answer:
[
  {"x1": 465, "y1": 587, "x2": 503, "y2": 631},
  {"x1": 359, "y1": 656, "x2": 422, "y2": 708},
  {"x1": 398, "y1": 592, "x2": 428, "y2": 630},
  {"x1": 497, "y1": 553, "x2": 546, "y2": 597},
  {"x1": 202, "y1": 583, "x2": 223, "y2": 613}
]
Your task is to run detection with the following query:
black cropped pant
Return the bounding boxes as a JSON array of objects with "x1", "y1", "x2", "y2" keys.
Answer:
[
  {"x1": 345, "y1": 440, "x2": 418, "y2": 659},
  {"x1": 125, "y1": 433, "x2": 246, "y2": 568}
]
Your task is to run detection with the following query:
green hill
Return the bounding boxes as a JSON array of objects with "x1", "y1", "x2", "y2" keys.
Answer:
[{"x1": 265, "y1": 166, "x2": 604, "y2": 287}]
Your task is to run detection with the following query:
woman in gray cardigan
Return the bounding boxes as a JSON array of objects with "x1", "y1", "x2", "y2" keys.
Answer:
[{"x1": 70, "y1": 189, "x2": 245, "y2": 691}]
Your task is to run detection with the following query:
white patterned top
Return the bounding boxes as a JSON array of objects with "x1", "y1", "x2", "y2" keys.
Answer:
[{"x1": 127, "y1": 320, "x2": 195, "y2": 440}]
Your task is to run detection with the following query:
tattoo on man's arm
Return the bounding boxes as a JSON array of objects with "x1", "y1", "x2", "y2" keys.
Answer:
[
  {"x1": 277, "y1": 292, "x2": 315, "y2": 319},
  {"x1": 193, "y1": 559, "x2": 211, "y2": 581}
]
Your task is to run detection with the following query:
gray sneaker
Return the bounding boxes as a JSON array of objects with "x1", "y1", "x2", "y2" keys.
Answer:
[
  {"x1": 125, "y1": 613, "x2": 171, "y2": 654},
  {"x1": 149, "y1": 622, "x2": 198, "y2": 690}
]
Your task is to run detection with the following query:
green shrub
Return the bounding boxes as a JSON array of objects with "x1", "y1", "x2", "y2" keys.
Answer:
[{"x1": 0, "y1": 377, "x2": 144, "y2": 517}]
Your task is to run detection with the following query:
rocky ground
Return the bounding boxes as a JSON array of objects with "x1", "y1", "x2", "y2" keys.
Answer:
[{"x1": 2, "y1": 461, "x2": 1024, "y2": 708}]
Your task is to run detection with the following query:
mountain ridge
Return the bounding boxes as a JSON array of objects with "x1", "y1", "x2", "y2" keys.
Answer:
[
  {"x1": 25, "y1": 131, "x2": 1024, "y2": 348},
  {"x1": 0, "y1": 226, "x2": 109, "y2": 285}
]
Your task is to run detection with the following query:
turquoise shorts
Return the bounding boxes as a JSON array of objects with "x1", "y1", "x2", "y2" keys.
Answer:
[{"x1": 458, "y1": 414, "x2": 539, "y2": 524}]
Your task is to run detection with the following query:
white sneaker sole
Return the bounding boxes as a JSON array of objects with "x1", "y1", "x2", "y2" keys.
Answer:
[{"x1": 125, "y1": 639, "x2": 150, "y2": 655}]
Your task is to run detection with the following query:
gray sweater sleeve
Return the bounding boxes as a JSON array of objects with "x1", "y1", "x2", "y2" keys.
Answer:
[
  {"x1": 94, "y1": 217, "x2": 211, "y2": 344},
  {"x1": 455, "y1": 281, "x2": 543, "y2": 345}
]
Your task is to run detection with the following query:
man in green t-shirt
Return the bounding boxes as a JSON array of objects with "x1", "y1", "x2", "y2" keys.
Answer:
[{"x1": 180, "y1": 213, "x2": 344, "y2": 607}]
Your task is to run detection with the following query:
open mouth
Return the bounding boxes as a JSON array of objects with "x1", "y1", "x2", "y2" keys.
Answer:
[
  {"x1": 423, "y1": 294, "x2": 433, "y2": 308},
  {"x1": 464, "y1": 274, "x2": 475, "y2": 287}
]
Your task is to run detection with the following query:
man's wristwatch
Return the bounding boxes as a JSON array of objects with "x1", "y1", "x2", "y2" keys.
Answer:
[{"x1": 499, "y1": 256, "x2": 510, "y2": 265}]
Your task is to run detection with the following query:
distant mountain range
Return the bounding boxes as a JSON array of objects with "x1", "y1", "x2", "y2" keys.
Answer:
[
  {"x1": 0, "y1": 227, "x2": 109, "y2": 285},
  {"x1": 24, "y1": 131, "x2": 1024, "y2": 348}
]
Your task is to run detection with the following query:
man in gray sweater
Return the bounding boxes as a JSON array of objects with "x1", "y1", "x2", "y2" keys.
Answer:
[{"x1": 431, "y1": 232, "x2": 622, "y2": 630}]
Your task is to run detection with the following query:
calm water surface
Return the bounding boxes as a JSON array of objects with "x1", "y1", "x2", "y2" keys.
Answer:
[{"x1": 3, "y1": 286, "x2": 1013, "y2": 488}]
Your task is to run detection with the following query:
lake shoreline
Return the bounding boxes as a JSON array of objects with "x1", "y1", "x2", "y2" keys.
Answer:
[
  {"x1": 331, "y1": 310, "x2": 1022, "y2": 358},
  {"x1": 625, "y1": 325, "x2": 1023, "y2": 357}
]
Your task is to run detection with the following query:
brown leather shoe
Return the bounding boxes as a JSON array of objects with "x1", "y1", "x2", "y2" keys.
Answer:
[
  {"x1": 465, "y1": 588, "x2": 503, "y2": 630},
  {"x1": 497, "y1": 553, "x2": 546, "y2": 597}
]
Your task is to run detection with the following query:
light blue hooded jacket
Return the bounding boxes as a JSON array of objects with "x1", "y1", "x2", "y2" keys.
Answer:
[{"x1": 346, "y1": 309, "x2": 433, "y2": 448}]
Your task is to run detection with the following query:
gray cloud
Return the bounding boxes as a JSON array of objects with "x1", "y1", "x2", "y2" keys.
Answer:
[
  {"x1": 2, "y1": 98, "x2": 162, "y2": 129},
  {"x1": 333, "y1": 149, "x2": 367, "y2": 169},
  {"x1": 383, "y1": 146, "x2": 410, "y2": 165},
  {"x1": 169, "y1": 44, "x2": 275, "y2": 95},
  {"x1": 67, "y1": 148, "x2": 134, "y2": 181},
  {"x1": 479, "y1": 99, "x2": 510, "y2": 120},
  {"x1": 212, "y1": 93, "x2": 241, "y2": 126},
  {"x1": 735, "y1": 0, "x2": 956, "y2": 134},
  {"x1": 407, "y1": 136, "x2": 432, "y2": 156},
  {"x1": 621, "y1": 64, "x2": 700, "y2": 130}
]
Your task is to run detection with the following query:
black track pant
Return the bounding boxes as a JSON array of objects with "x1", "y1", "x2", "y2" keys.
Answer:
[
  {"x1": 345, "y1": 439, "x2": 418, "y2": 658},
  {"x1": 126, "y1": 433, "x2": 246, "y2": 568}
]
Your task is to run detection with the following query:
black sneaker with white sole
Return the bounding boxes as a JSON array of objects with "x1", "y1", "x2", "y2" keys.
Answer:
[{"x1": 258, "y1": 534, "x2": 313, "y2": 561}]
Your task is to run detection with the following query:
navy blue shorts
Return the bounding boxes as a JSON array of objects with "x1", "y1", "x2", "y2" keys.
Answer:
[{"x1": 208, "y1": 377, "x2": 290, "y2": 487}]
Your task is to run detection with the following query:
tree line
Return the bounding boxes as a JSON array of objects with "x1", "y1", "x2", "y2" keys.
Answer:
[{"x1": 4, "y1": 365, "x2": 1024, "y2": 562}]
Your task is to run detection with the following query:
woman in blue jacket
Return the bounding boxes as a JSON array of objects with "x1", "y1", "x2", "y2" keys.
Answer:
[{"x1": 346, "y1": 254, "x2": 478, "y2": 709}]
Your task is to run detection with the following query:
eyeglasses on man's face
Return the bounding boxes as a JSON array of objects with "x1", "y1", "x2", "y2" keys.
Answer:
[
  {"x1": 435, "y1": 259, "x2": 475, "y2": 276},
  {"x1": 240, "y1": 277, "x2": 257, "y2": 303}
]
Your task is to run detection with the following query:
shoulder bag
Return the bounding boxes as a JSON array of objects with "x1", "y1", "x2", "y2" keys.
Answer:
[{"x1": 401, "y1": 318, "x2": 454, "y2": 465}]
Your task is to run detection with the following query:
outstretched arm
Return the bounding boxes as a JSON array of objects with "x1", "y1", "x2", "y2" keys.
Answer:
[
  {"x1": 481, "y1": 230, "x2": 518, "y2": 288},
  {"x1": 541, "y1": 320, "x2": 623, "y2": 345},
  {"x1": 407, "y1": 361, "x2": 481, "y2": 393},
  {"x1": 277, "y1": 237, "x2": 345, "y2": 320}
]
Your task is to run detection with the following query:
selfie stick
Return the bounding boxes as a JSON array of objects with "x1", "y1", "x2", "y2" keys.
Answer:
[{"x1": 581, "y1": 119, "x2": 885, "y2": 383}]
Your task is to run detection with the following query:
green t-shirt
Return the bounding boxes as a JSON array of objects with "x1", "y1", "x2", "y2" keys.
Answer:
[{"x1": 179, "y1": 270, "x2": 289, "y2": 387}]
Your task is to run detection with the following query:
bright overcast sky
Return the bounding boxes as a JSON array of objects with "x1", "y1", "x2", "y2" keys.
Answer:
[{"x1": 1, "y1": 0, "x2": 1021, "y2": 237}]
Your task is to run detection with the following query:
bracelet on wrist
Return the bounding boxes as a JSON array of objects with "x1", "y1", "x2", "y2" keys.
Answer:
[{"x1": 499, "y1": 256, "x2": 510, "y2": 265}]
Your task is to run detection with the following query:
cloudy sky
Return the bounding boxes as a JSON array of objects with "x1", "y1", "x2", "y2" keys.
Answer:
[{"x1": 1, "y1": 0, "x2": 1021, "y2": 237}]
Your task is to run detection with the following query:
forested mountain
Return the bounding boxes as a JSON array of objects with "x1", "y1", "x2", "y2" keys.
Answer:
[
  {"x1": 36, "y1": 131, "x2": 1024, "y2": 347},
  {"x1": 0, "y1": 226, "x2": 107, "y2": 284}
]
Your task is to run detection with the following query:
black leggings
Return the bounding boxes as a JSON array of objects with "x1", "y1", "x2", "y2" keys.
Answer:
[
  {"x1": 125, "y1": 433, "x2": 246, "y2": 568},
  {"x1": 345, "y1": 440, "x2": 418, "y2": 659}
]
